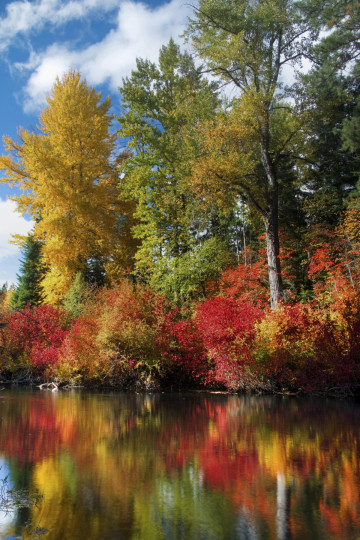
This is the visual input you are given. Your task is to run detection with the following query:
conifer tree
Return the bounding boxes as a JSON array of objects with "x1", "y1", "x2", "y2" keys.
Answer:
[
  {"x1": 118, "y1": 39, "x2": 227, "y2": 299},
  {"x1": 62, "y1": 272, "x2": 91, "y2": 318},
  {"x1": 11, "y1": 234, "x2": 45, "y2": 309}
]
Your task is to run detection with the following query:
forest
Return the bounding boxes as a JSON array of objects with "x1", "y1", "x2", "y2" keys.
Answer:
[{"x1": 0, "y1": 0, "x2": 359, "y2": 395}]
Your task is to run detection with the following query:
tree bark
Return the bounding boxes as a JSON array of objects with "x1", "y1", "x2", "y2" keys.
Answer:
[
  {"x1": 265, "y1": 207, "x2": 283, "y2": 309},
  {"x1": 260, "y1": 124, "x2": 283, "y2": 309}
]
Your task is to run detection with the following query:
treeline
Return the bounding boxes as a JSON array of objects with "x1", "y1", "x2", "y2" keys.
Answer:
[{"x1": 0, "y1": 0, "x2": 360, "y2": 393}]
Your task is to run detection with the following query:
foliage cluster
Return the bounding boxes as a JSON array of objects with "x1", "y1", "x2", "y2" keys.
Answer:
[
  {"x1": 0, "y1": 0, "x2": 360, "y2": 392},
  {"x1": 0, "y1": 256, "x2": 359, "y2": 393},
  {"x1": 0, "y1": 305, "x2": 69, "y2": 377},
  {"x1": 56, "y1": 282, "x2": 170, "y2": 388}
]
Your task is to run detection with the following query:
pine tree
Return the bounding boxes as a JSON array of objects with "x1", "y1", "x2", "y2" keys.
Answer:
[
  {"x1": 11, "y1": 234, "x2": 45, "y2": 309},
  {"x1": 62, "y1": 272, "x2": 91, "y2": 318},
  {"x1": 118, "y1": 39, "x2": 227, "y2": 300}
]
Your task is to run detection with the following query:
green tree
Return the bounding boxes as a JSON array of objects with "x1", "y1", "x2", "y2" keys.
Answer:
[
  {"x1": 288, "y1": 0, "x2": 360, "y2": 294},
  {"x1": 118, "y1": 39, "x2": 228, "y2": 299},
  {"x1": 186, "y1": 0, "x2": 313, "y2": 308},
  {"x1": 11, "y1": 234, "x2": 45, "y2": 309},
  {"x1": 62, "y1": 272, "x2": 93, "y2": 318},
  {"x1": 155, "y1": 237, "x2": 232, "y2": 303},
  {"x1": 296, "y1": 67, "x2": 358, "y2": 230}
]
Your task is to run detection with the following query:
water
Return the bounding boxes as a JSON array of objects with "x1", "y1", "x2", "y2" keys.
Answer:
[{"x1": 0, "y1": 389, "x2": 359, "y2": 539}]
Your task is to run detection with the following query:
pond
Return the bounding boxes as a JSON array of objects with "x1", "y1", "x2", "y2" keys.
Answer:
[{"x1": 0, "y1": 389, "x2": 359, "y2": 539}]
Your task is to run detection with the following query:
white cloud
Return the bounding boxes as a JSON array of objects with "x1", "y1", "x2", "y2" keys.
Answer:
[
  {"x1": 17, "y1": 0, "x2": 192, "y2": 112},
  {"x1": 0, "y1": 199, "x2": 34, "y2": 261},
  {"x1": 22, "y1": 45, "x2": 75, "y2": 111},
  {"x1": 0, "y1": 0, "x2": 119, "y2": 52}
]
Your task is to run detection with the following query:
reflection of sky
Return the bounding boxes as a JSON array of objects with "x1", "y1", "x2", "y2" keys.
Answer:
[{"x1": 0, "y1": 456, "x2": 15, "y2": 536}]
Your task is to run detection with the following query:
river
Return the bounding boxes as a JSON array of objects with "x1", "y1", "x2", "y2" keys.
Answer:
[{"x1": 0, "y1": 389, "x2": 359, "y2": 539}]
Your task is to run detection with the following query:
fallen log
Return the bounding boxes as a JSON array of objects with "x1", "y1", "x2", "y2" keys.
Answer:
[{"x1": 38, "y1": 382, "x2": 58, "y2": 392}]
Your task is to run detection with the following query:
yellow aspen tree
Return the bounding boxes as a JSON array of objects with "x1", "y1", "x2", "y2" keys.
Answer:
[{"x1": 0, "y1": 70, "x2": 135, "y2": 304}]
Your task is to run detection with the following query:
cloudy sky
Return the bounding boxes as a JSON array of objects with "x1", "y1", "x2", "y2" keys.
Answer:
[{"x1": 0, "y1": 0, "x2": 192, "y2": 286}]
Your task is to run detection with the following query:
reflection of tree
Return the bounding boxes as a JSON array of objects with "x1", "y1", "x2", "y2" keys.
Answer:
[
  {"x1": 10, "y1": 459, "x2": 34, "y2": 537},
  {"x1": 0, "y1": 392, "x2": 358, "y2": 539},
  {"x1": 276, "y1": 472, "x2": 291, "y2": 540}
]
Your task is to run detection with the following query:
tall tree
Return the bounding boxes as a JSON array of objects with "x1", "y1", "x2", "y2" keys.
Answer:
[
  {"x1": 0, "y1": 70, "x2": 135, "y2": 304},
  {"x1": 11, "y1": 234, "x2": 45, "y2": 309},
  {"x1": 293, "y1": 0, "x2": 360, "y2": 252},
  {"x1": 118, "y1": 39, "x2": 226, "y2": 300},
  {"x1": 295, "y1": 67, "x2": 358, "y2": 230},
  {"x1": 186, "y1": 0, "x2": 313, "y2": 308}
]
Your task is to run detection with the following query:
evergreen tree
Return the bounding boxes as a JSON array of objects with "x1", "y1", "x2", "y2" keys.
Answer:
[
  {"x1": 62, "y1": 272, "x2": 90, "y2": 318},
  {"x1": 118, "y1": 39, "x2": 230, "y2": 301},
  {"x1": 295, "y1": 0, "x2": 360, "y2": 228},
  {"x1": 11, "y1": 234, "x2": 45, "y2": 309}
]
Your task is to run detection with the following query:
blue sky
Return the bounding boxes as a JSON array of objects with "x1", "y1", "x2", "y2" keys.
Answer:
[{"x1": 0, "y1": 0, "x2": 192, "y2": 287}]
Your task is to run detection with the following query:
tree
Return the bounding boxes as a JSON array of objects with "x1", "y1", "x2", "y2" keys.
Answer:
[
  {"x1": 117, "y1": 40, "x2": 230, "y2": 301},
  {"x1": 0, "y1": 70, "x2": 135, "y2": 304},
  {"x1": 62, "y1": 272, "x2": 93, "y2": 318},
  {"x1": 295, "y1": 0, "x2": 360, "y2": 218},
  {"x1": 186, "y1": 0, "x2": 313, "y2": 308},
  {"x1": 11, "y1": 234, "x2": 45, "y2": 310}
]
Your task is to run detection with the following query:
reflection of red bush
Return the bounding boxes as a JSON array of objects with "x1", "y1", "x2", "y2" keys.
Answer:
[
  {"x1": 200, "y1": 446, "x2": 259, "y2": 490},
  {"x1": 0, "y1": 397, "x2": 70, "y2": 464}
]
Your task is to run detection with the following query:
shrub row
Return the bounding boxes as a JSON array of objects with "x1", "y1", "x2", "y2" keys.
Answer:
[{"x1": 0, "y1": 280, "x2": 359, "y2": 394}]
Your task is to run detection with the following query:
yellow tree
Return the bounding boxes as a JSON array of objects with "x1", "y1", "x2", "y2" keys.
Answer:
[{"x1": 0, "y1": 70, "x2": 135, "y2": 304}]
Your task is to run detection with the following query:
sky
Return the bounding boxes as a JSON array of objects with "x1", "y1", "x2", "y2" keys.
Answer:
[{"x1": 0, "y1": 0, "x2": 192, "y2": 287}]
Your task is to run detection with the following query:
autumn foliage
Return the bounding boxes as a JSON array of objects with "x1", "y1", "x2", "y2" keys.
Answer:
[
  {"x1": 194, "y1": 297, "x2": 264, "y2": 390},
  {"x1": 0, "y1": 304, "x2": 69, "y2": 376},
  {"x1": 1, "y1": 0, "x2": 360, "y2": 395},
  {"x1": 57, "y1": 281, "x2": 172, "y2": 388},
  {"x1": 1, "y1": 248, "x2": 360, "y2": 393}
]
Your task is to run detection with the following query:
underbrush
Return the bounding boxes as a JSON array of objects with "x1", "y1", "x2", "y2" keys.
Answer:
[{"x1": 0, "y1": 279, "x2": 359, "y2": 395}]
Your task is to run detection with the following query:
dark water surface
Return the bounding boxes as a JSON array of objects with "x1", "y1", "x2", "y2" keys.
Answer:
[{"x1": 0, "y1": 389, "x2": 359, "y2": 539}]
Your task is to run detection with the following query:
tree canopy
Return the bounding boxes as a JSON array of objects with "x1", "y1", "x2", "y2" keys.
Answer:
[{"x1": 0, "y1": 70, "x2": 136, "y2": 303}]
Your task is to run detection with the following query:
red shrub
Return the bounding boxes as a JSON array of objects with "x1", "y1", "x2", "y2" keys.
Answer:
[
  {"x1": 254, "y1": 299, "x2": 360, "y2": 391},
  {"x1": 161, "y1": 309, "x2": 210, "y2": 386},
  {"x1": 59, "y1": 281, "x2": 173, "y2": 386},
  {"x1": 194, "y1": 296, "x2": 265, "y2": 390},
  {"x1": 220, "y1": 247, "x2": 269, "y2": 307},
  {"x1": 1, "y1": 305, "x2": 69, "y2": 375}
]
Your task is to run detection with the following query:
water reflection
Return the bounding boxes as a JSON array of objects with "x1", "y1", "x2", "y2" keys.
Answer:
[{"x1": 0, "y1": 390, "x2": 359, "y2": 539}]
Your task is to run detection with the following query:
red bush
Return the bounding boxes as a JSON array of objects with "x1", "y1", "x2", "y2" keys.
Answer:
[
  {"x1": 254, "y1": 299, "x2": 360, "y2": 391},
  {"x1": 161, "y1": 309, "x2": 210, "y2": 386},
  {"x1": 194, "y1": 296, "x2": 265, "y2": 390},
  {"x1": 1, "y1": 305, "x2": 69, "y2": 375},
  {"x1": 59, "y1": 281, "x2": 173, "y2": 386},
  {"x1": 220, "y1": 247, "x2": 269, "y2": 307}
]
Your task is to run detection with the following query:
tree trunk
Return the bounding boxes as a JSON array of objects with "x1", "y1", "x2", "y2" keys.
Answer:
[
  {"x1": 261, "y1": 130, "x2": 283, "y2": 309},
  {"x1": 265, "y1": 209, "x2": 283, "y2": 309}
]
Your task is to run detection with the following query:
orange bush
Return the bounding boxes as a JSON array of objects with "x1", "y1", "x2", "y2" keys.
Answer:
[
  {"x1": 253, "y1": 299, "x2": 360, "y2": 391},
  {"x1": 58, "y1": 281, "x2": 171, "y2": 387}
]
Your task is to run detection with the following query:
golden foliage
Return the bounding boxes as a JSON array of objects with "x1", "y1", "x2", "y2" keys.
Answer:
[
  {"x1": 339, "y1": 205, "x2": 360, "y2": 248},
  {"x1": 0, "y1": 70, "x2": 135, "y2": 303}
]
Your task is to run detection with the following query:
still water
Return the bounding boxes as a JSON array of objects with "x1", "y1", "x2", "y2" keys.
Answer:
[{"x1": 0, "y1": 389, "x2": 359, "y2": 539}]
